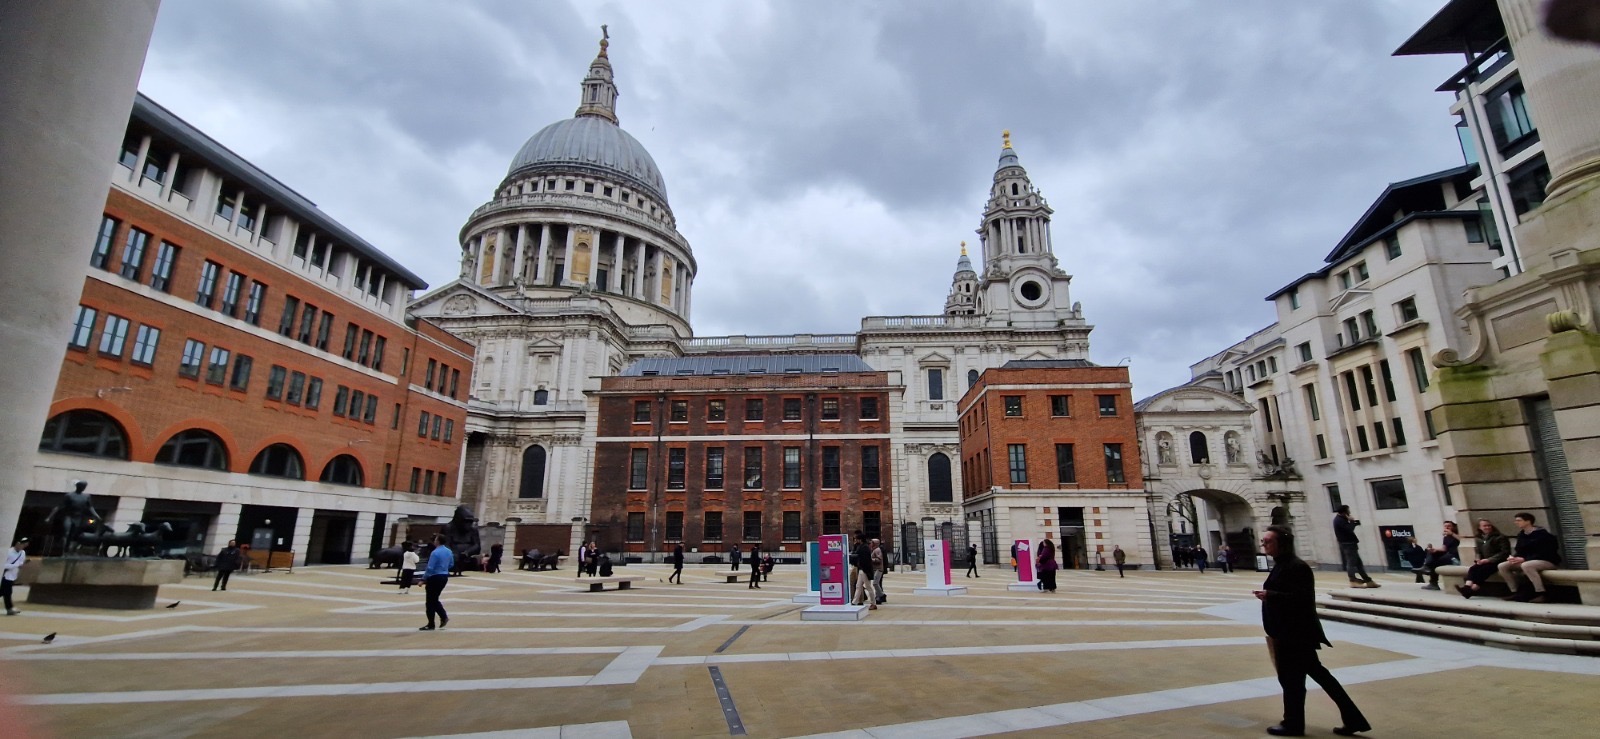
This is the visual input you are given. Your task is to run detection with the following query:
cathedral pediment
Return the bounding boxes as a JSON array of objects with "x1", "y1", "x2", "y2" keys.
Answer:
[
  {"x1": 1135, "y1": 385, "x2": 1255, "y2": 414},
  {"x1": 410, "y1": 280, "x2": 524, "y2": 320}
]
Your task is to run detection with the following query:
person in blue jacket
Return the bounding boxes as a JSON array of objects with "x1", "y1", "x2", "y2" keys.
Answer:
[{"x1": 420, "y1": 533, "x2": 453, "y2": 631}]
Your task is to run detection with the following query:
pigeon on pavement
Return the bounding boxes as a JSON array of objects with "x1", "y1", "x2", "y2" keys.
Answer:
[
  {"x1": 41, "y1": 632, "x2": 56, "y2": 644},
  {"x1": 166, "y1": 601, "x2": 181, "y2": 609}
]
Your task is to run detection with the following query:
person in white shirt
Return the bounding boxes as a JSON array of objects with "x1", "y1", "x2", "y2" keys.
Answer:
[
  {"x1": 398, "y1": 542, "x2": 420, "y2": 594},
  {"x1": 4, "y1": 538, "x2": 29, "y2": 615}
]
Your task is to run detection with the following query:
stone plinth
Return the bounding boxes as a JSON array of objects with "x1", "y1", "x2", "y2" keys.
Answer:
[
  {"x1": 913, "y1": 585, "x2": 968, "y2": 596},
  {"x1": 21, "y1": 558, "x2": 184, "y2": 610},
  {"x1": 1007, "y1": 582, "x2": 1040, "y2": 592},
  {"x1": 792, "y1": 591, "x2": 820, "y2": 604},
  {"x1": 799, "y1": 604, "x2": 868, "y2": 621}
]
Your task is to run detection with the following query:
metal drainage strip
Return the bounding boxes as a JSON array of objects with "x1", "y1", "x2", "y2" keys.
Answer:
[{"x1": 707, "y1": 665, "x2": 747, "y2": 735}]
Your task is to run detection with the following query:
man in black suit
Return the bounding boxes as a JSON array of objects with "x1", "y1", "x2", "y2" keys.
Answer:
[{"x1": 1254, "y1": 525, "x2": 1370, "y2": 737}]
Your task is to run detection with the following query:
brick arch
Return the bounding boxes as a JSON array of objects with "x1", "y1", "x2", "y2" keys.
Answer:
[
  {"x1": 310, "y1": 449, "x2": 371, "y2": 484},
  {"x1": 245, "y1": 435, "x2": 312, "y2": 478},
  {"x1": 44, "y1": 398, "x2": 147, "y2": 457},
  {"x1": 146, "y1": 418, "x2": 241, "y2": 471}
]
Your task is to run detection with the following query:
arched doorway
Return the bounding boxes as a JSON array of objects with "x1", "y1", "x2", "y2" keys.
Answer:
[{"x1": 1165, "y1": 488, "x2": 1260, "y2": 565}]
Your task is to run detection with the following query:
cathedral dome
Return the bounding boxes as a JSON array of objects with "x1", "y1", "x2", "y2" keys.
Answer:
[{"x1": 507, "y1": 116, "x2": 669, "y2": 206}]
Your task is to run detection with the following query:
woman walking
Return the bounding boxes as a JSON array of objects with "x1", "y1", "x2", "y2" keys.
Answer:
[
  {"x1": 1037, "y1": 537, "x2": 1059, "y2": 593},
  {"x1": 668, "y1": 543, "x2": 684, "y2": 584},
  {"x1": 398, "y1": 542, "x2": 418, "y2": 594}
]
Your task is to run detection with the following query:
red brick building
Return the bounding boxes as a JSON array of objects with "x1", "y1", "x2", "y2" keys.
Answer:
[
  {"x1": 20, "y1": 94, "x2": 471, "y2": 565},
  {"x1": 590, "y1": 355, "x2": 896, "y2": 560},
  {"x1": 958, "y1": 360, "x2": 1154, "y2": 568}
]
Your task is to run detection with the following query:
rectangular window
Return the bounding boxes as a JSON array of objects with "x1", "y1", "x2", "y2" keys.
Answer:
[
  {"x1": 423, "y1": 470, "x2": 435, "y2": 495},
  {"x1": 821, "y1": 397, "x2": 839, "y2": 420},
  {"x1": 1384, "y1": 234, "x2": 1402, "y2": 260},
  {"x1": 1355, "y1": 262, "x2": 1369, "y2": 282},
  {"x1": 665, "y1": 512, "x2": 683, "y2": 542},
  {"x1": 706, "y1": 447, "x2": 725, "y2": 489},
  {"x1": 150, "y1": 241, "x2": 178, "y2": 292},
  {"x1": 860, "y1": 396, "x2": 879, "y2": 420},
  {"x1": 425, "y1": 358, "x2": 437, "y2": 389},
  {"x1": 364, "y1": 395, "x2": 378, "y2": 424},
  {"x1": 98, "y1": 314, "x2": 130, "y2": 357},
  {"x1": 1316, "y1": 434, "x2": 1328, "y2": 459},
  {"x1": 244, "y1": 281, "x2": 266, "y2": 325},
  {"x1": 1439, "y1": 472, "x2": 1452, "y2": 507},
  {"x1": 1361, "y1": 310, "x2": 1379, "y2": 340},
  {"x1": 1392, "y1": 417, "x2": 1407, "y2": 447},
  {"x1": 1339, "y1": 270, "x2": 1352, "y2": 290},
  {"x1": 708, "y1": 399, "x2": 726, "y2": 422},
  {"x1": 286, "y1": 371, "x2": 305, "y2": 405},
  {"x1": 305, "y1": 377, "x2": 322, "y2": 409},
  {"x1": 1050, "y1": 395, "x2": 1070, "y2": 417},
  {"x1": 410, "y1": 467, "x2": 421, "y2": 494},
  {"x1": 334, "y1": 386, "x2": 350, "y2": 417},
  {"x1": 633, "y1": 400, "x2": 651, "y2": 422},
  {"x1": 266, "y1": 365, "x2": 287, "y2": 400},
  {"x1": 704, "y1": 511, "x2": 723, "y2": 542},
  {"x1": 343, "y1": 324, "x2": 358, "y2": 360},
  {"x1": 278, "y1": 296, "x2": 300, "y2": 337},
  {"x1": 627, "y1": 513, "x2": 645, "y2": 542},
  {"x1": 1297, "y1": 342, "x2": 1313, "y2": 363},
  {"x1": 1343, "y1": 317, "x2": 1360, "y2": 344},
  {"x1": 1374, "y1": 421, "x2": 1389, "y2": 449},
  {"x1": 1288, "y1": 288, "x2": 1301, "y2": 309},
  {"x1": 1372, "y1": 478, "x2": 1409, "y2": 510},
  {"x1": 1104, "y1": 443, "x2": 1126, "y2": 484},
  {"x1": 433, "y1": 363, "x2": 448, "y2": 393},
  {"x1": 91, "y1": 216, "x2": 117, "y2": 270},
  {"x1": 863, "y1": 511, "x2": 881, "y2": 541},
  {"x1": 783, "y1": 447, "x2": 801, "y2": 488},
  {"x1": 1406, "y1": 348, "x2": 1431, "y2": 393},
  {"x1": 823, "y1": 511, "x2": 841, "y2": 536},
  {"x1": 1355, "y1": 425, "x2": 1370, "y2": 452},
  {"x1": 927, "y1": 368, "x2": 944, "y2": 400},
  {"x1": 1397, "y1": 297, "x2": 1419, "y2": 324},
  {"x1": 783, "y1": 398, "x2": 802, "y2": 421},
  {"x1": 431, "y1": 415, "x2": 441, "y2": 440},
  {"x1": 229, "y1": 355, "x2": 252, "y2": 391},
  {"x1": 667, "y1": 448, "x2": 686, "y2": 489},
  {"x1": 1004, "y1": 395, "x2": 1023, "y2": 416},
  {"x1": 1303, "y1": 384, "x2": 1321, "y2": 421},
  {"x1": 1486, "y1": 83, "x2": 1537, "y2": 152},
  {"x1": 195, "y1": 260, "x2": 221, "y2": 308},
  {"x1": 350, "y1": 390, "x2": 365, "y2": 420},
  {"x1": 69, "y1": 306, "x2": 97, "y2": 350},
  {"x1": 297, "y1": 304, "x2": 318, "y2": 344},
  {"x1": 743, "y1": 511, "x2": 761, "y2": 542},
  {"x1": 316, "y1": 313, "x2": 334, "y2": 351},
  {"x1": 1326, "y1": 483, "x2": 1343, "y2": 512},
  {"x1": 205, "y1": 346, "x2": 230, "y2": 384},
  {"x1": 358, "y1": 330, "x2": 373, "y2": 365},
  {"x1": 118, "y1": 228, "x2": 149, "y2": 280},
  {"x1": 822, "y1": 446, "x2": 841, "y2": 488},
  {"x1": 745, "y1": 398, "x2": 764, "y2": 421},
  {"x1": 629, "y1": 449, "x2": 648, "y2": 489},
  {"x1": 1343, "y1": 371, "x2": 1362, "y2": 411},
  {"x1": 1361, "y1": 365, "x2": 1379, "y2": 407},
  {"x1": 1055, "y1": 443, "x2": 1076, "y2": 484},
  {"x1": 861, "y1": 446, "x2": 880, "y2": 488},
  {"x1": 219, "y1": 272, "x2": 244, "y2": 317},
  {"x1": 1379, "y1": 360, "x2": 1397, "y2": 403},
  {"x1": 744, "y1": 447, "x2": 763, "y2": 489},
  {"x1": 449, "y1": 369, "x2": 460, "y2": 398},
  {"x1": 1007, "y1": 444, "x2": 1028, "y2": 484},
  {"x1": 130, "y1": 324, "x2": 160, "y2": 365},
  {"x1": 1260, "y1": 399, "x2": 1275, "y2": 432},
  {"x1": 783, "y1": 511, "x2": 801, "y2": 541},
  {"x1": 443, "y1": 419, "x2": 453, "y2": 443},
  {"x1": 1098, "y1": 394, "x2": 1118, "y2": 417},
  {"x1": 670, "y1": 400, "x2": 688, "y2": 422}
]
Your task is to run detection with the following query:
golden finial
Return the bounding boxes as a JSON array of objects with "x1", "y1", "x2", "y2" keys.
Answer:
[
  {"x1": 599, "y1": 24, "x2": 610, "y2": 56},
  {"x1": 960, "y1": 241, "x2": 968, "y2": 256},
  {"x1": 1002, "y1": 129, "x2": 1011, "y2": 149}
]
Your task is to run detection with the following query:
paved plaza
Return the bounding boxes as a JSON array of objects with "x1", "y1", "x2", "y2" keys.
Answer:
[{"x1": 2, "y1": 564, "x2": 1597, "y2": 738}]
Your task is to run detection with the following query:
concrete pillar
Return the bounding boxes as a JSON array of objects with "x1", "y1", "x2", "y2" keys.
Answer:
[
  {"x1": 109, "y1": 496, "x2": 146, "y2": 531},
  {"x1": 206, "y1": 503, "x2": 243, "y2": 551},
  {"x1": 0, "y1": 0, "x2": 160, "y2": 549},
  {"x1": 511, "y1": 224, "x2": 527, "y2": 284},
  {"x1": 159, "y1": 151, "x2": 180, "y2": 199},
  {"x1": 130, "y1": 134, "x2": 151, "y2": 185},
  {"x1": 1498, "y1": 0, "x2": 1600, "y2": 199},
  {"x1": 535, "y1": 223, "x2": 550, "y2": 284},
  {"x1": 352, "y1": 511, "x2": 377, "y2": 565},
  {"x1": 562, "y1": 226, "x2": 575, "y2": 285},
  {"x1": 292, "y1": 507, "x2": 316, "y2": 567}
]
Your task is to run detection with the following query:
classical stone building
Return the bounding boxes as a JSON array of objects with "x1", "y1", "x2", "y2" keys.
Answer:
[{"x1": 412, "y1": 37, "x2": 1095, "y2": 558}]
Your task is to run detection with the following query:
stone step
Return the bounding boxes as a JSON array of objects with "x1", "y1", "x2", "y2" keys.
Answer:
[
  {"x1": 1325, "y1": 587, "x2": 1600, "y2": 626},
  {"x1": 1318, "y1": 603, "x2": 1600, "y2": 656},
  {"x1": 1318, "y1": 594, "x2": 1600, "y2": 641}
]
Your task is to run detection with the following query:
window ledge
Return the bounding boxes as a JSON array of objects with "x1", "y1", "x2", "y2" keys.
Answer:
[
  {"x1": 1248, "y1": 376, "x2": 1274, "y2": 389},
  {"x1": 1290, "y1": 361, "x2": 1320, "y2": 375},
  {"x1": 1326, "y1": 338, "x2": 1380, "y2": 361},
  {"x1": 1386, "y1": 319, "x2": 1429, "y2": 338}
]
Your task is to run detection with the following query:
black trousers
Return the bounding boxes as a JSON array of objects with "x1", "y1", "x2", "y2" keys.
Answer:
[
  {"x1": 424, "y1": 575, "x2": 449, "y2": 626},
  {"x1": 1115, "y1": 563, "x2": 1125, "y2": 577},
  {"x1": 1465, "y1": 561, "x2": 1498, "y2": 586},
  {"x1": 1039, "y1": 569, "x2": 1057, "y2": 592},
  {"x1": 669, "y1": 565, "x2": 682, "y2": 583},
  {"x1": 1, "y1": 578, "x2": 13, "y2": 610},
  {"x1": 1273, "y1": 641, "x2": 1368, "y2": 731},
  {"x1": 213, "y1": 569, "x2": 233, "y2": 590},
  {"x1": 966, "y1": 562, "x2": 978, "y2": 577},
  {"x1": 398, "y1": 568, "x2": 415, "y2": 590},
  {"x1": 749, "y1": 568, "x2": 761, "y2": 588}
]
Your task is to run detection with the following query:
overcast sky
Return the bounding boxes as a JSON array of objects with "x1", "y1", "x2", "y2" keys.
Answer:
[{"x1": 139, "y1": 0, "x2": 1466, "y2": 396}]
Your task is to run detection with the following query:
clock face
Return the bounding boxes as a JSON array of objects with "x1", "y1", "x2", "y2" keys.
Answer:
[{"x1": 1012, "y1": 275, "x2": 1049, "y2": 309}]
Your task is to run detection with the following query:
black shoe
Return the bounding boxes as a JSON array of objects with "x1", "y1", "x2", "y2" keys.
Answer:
[
  {"x1": 1266, "y1": 726, "x2": 1304, "y2": 737},
  {"x1": 1333, "y1": 723, "x2": 1371, "y2": 736},
  {"x1": 419, "y1": 625, "x2": 435, "y2": 631},
  {"x1": 1456, "y1": 584, "x2": 1474, "y2": 599}
]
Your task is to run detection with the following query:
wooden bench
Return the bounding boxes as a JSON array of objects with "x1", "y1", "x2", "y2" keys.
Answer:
[
  {"x1": 713, "y1": 570, "x2": 747, "y2": 583},
  {"x1": 579, "y1": 575, "x2": 643, "y2": 592},
  {"x1": 1437, "y1": 565, "x2": 1600, "y2": 604}
]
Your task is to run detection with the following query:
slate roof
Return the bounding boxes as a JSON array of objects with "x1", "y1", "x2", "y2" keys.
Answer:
[{"x1": 620, "y1": 354, "x2": 872, "y2": 377}]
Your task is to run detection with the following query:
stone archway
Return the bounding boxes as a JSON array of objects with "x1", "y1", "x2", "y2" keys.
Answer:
[{"x1": 1148, "y1": 483, "x2": 1306, "y2": 568}]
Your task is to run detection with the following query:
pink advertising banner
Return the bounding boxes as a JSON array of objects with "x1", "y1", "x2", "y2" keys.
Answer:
[
  {"x1": 1014, "y1": 539, "x2": 1034, "y2": 583},
  {"x1": 819, "y1": 534, "x2": 848, "y2": 606}
]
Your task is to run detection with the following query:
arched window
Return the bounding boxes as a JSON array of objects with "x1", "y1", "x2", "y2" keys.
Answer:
[
  {"x1": 928, "y1": 453, "x2": 953, "y2": 503},
  {"x1": 519, "y1": 445, "x2": 547, "y2": 499},
  {"x1": 319, "y1": 454, "x2": 364, "y2": 486},
  {"x1": 1189, "y1": 431, "x2": 1210, "y2": 464},
  {"x1": 249, "y1": 444, "x2": 305, "y2": 479},
  {"x1": 156, "y1": 429, "x2": 228, "y2": 470},
  {"x1": 967, "y1": 369, "x2": 979, "y2": 389},
  {"x1": 39, "y1": 409, "x2": 128, "y2": 459}
]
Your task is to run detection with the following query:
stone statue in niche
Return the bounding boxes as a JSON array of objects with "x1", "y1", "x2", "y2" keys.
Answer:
[
  {"x1": 1157, "y1": 436, "x2": 1174, "y2": 465},
  {"x1": 1226, "y1": 435, "x2": 1241, "y2": 464}
]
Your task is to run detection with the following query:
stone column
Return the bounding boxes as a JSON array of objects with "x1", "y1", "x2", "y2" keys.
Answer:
[
  {"x1": 130, "y1": 134, "x2": 151, "y2": 185},
  {"x1": 634, "y1": 242, "x2": 647, "y2": 297},
  {"x1": 0, "y1": 0, "x2": 160, "y2": 549},
  {"x1": 535, "y1": 223, "x2": 550, "y2": 284},
  {"x1": 1498, "y1": 0, "x2": 1600, "y2": 199},
  {"x1": 562, "y1": 226, "x2": 575, "y2": 285},
  {"x1": 611, "y1": 232, "x2": 625, "y2": 293},
  {"x1": 352, "y1": 511, "x2": 377, "y2": 565},
  {"x1": 159, "y1": 152, "x2": 180, "y2": 199},
  {"x1": 1539, "y1": 326, "x2": 1600, "y2": 566},
  {"x1": 109, "y1": 496, "x2": 146, "y2": 531},
  {"x1": 511, "y1": 224, "x2": 527, "y2": 284},
  {"x1": 206, "y1": 503, "x2": 242, "y2": 551},
  {"x1": 291, "y1": 507, "x2": 316, "y2": 567}
]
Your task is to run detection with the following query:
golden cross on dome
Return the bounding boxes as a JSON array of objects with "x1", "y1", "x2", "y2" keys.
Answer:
[
  {"x1": 960, "y1": 241, "x2": 967, "y2": 256},
  {"x1": 599, "y1": 24, "x2": 610, "y2": 55},
  {"x1": 1002, "y1": 129, "x2": 1011, "y2": 149}
]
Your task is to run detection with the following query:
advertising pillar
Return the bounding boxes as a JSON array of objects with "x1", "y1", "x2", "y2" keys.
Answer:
[
  {"x1": 793, "y1": 540, "x2": 821, "y2": 604},
  {"x1": 913, "y1": 538, "x2": 967, "y2": 596},
  {"x1": 801, "y1": 534, "x2": 868, "y2": 620},
  {"x1": 1008, "y1": 539, "x2": 1038, "y2": 591}
]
